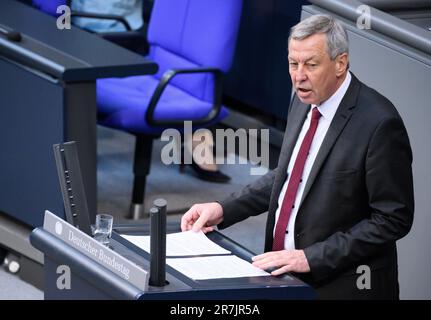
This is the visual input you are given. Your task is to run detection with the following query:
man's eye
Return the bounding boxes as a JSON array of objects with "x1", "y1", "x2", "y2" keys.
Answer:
[
  {"x1": 308, "y1": 63, "x2": 317, "y2": 67},
  {"x1": 289, "y1": 62, "x2": 298, "y2": 67}
]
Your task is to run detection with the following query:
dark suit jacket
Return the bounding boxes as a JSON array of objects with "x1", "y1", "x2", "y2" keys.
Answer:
[{"x1": 218, "y1": 74, "x2": 414, "y2": 299}]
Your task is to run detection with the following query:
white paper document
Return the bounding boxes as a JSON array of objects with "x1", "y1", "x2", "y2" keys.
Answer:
[
  {"x1": 121, "y1": 231, "x2": 270, "y2": 280},
  {"x1": 121, "y1": 230, "x2": 231, "y2": 256},
  {"x1": 167, "y1": 255, "x2": 270, "y2": 280}
]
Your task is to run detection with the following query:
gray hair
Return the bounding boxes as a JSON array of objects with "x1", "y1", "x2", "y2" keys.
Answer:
[{"x1": 289, "y1": 15, "x2": 349, "y2": 60}]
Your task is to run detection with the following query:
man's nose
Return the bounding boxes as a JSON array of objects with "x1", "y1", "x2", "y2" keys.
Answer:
[{"x1": 295, "y1": 66, "x2": 307, "y2": 82}]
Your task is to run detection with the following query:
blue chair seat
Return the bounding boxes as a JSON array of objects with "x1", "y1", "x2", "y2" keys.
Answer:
[{"x1": 97, "y1": 76, "x2": 229, "y2": 135}]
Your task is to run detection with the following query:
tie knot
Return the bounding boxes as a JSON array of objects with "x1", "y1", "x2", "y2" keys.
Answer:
[{"x1": 311, "y1": 107, "x2": 321, "y2": 121}]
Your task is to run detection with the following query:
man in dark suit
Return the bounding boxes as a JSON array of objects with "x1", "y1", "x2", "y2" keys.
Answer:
[{"x1": 180, "y1": 14, "x2": 414, "y2": 299}]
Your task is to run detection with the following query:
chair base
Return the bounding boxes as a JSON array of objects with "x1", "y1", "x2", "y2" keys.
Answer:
[{"x1": 129, "y1": 203, "x2": 145, "y2": 220}]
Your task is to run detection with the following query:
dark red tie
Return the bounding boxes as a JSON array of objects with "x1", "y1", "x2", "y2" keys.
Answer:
[{"x1": 272, "y1": 107, "x2": 322, "y2": 251}]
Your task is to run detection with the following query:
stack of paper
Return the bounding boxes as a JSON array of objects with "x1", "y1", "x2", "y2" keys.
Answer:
[
  {"x1": 122, "y1": 230, "x2": 230, "y2": 256},
  {"x1": 121, "y1": 231, "x2": 270, "y2": 280},
  {"x1": 166, "y1": 255, "x2": 269, "y2": 280}
]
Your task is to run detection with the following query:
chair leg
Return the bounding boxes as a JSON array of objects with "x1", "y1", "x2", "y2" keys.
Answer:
[{"x1": 129, "y1": 135, "x2": 153, "y2": 219}]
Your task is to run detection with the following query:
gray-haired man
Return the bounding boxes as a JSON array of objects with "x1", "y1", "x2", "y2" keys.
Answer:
[{"x1": 181, "y1": 14, "x2": 414, "y2": 299}]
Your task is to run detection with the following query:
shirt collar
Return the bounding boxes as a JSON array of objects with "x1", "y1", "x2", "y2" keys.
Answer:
[{"x1": 312, "y1": 71, "x2": 352, "y2": 120}]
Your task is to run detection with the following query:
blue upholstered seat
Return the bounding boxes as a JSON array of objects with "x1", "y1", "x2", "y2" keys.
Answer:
[
  {"x1": 97, "y1": 0, "x2": 242, "y2": 135},
  {"x1": 97, "y1": 75, "x2": 229, "y2": 134}
]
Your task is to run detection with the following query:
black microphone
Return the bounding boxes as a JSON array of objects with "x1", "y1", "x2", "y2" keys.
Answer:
[{"x1": 0, "y1": 26, "x2": 22, "y2": 42}]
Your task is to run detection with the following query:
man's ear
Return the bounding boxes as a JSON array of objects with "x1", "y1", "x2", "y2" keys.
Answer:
[{"x1": 335, "y1": 53, "x2": 349, "y2": 77}]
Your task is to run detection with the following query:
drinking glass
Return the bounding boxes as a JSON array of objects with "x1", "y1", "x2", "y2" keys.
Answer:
[{"x1": 93, "y1": 214, "x2": 113, "y2": 246}]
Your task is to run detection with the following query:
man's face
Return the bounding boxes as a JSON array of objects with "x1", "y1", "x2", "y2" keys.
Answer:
[{"x1": 288, "y1": 33, "x2": 348, "y2": 105}]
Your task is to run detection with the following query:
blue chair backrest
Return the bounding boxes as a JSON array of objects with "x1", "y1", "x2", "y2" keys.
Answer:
[
  {"x1": 147, "y1": 0, "x2": 242, "y2": 103},
  {"x1": 33, "y1": 0, "x2": 68, "y2": 16}
]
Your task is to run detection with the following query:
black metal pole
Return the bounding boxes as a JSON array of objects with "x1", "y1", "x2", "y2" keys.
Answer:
[{"x1": 149, "y1": 199, "x2": 167, "y2": 286}]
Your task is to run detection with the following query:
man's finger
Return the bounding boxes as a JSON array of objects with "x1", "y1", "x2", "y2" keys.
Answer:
[
  {"x1": 253, "y1": 259, "x2": 278, "y2": 270},
  {"x1": 252, "y1": 256, "x2": 273, "y2": 268},
  {"x1": 252, "y1": 252, "x2": 273, "y2": 261},
  {"x1": 271, "y1": 265, "x2": 291, "y2": 276},
  {"x1": 191, "y1": 213, "x2": 208, "y2": 232},
  {"x1": 202, "y1": 226, "x2": 214, "y2": 234},
  {"x1": 252, "y1": 250, "x2": 283, "y2": 262},
  {"x1": 180, "y1": 206, "x2": 196, "y2": 231},
  {"x1": 180, "y1": 214, "x2": 192, "y2": 231},
  {"x1": 180, "y1": 219, "x2": 187, "y2": 232}
]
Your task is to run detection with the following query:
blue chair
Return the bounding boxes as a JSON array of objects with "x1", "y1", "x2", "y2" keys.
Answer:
[{"x1": 97, "y1": 0, "x2": 243, "y2": 218}]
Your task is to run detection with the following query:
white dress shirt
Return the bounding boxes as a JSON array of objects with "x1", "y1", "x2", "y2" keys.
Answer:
[{"x1": 274, "y1": 72, "x2": 352, "y2": 251}]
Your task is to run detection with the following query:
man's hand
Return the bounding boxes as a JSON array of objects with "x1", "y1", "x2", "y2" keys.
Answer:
[
  {"x1": 252, "y1": 249, "x2": 310, "y2": 275},
  {"x1": 181, "y1": 202, "x2": 224, "y2": 233}
]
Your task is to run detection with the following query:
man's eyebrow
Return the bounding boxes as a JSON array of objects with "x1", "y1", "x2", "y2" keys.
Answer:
[{"x1": 288, "y1": 55, "x2": 318, "y2": 62}]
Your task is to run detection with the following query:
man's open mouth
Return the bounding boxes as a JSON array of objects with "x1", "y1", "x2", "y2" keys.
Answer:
[{"x1": 298, "y1": 88, "x2": 311, "y2": 93}]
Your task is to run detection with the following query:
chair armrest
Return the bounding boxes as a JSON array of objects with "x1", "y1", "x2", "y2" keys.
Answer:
[
  {"x1": 146, "y1": 68, "x2": 223, "y2": 127},
  {"x1": 71, "y1": 11, "x2": 132, "y2": 31}
]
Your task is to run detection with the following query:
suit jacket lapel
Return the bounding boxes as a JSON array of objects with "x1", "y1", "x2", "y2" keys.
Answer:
[
  {"x1": 271, "y1": 97, "x2": 310, "y2": 209},
  {"x1": 299, "y1": 75, "x2": 361, "y2": 209}
]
